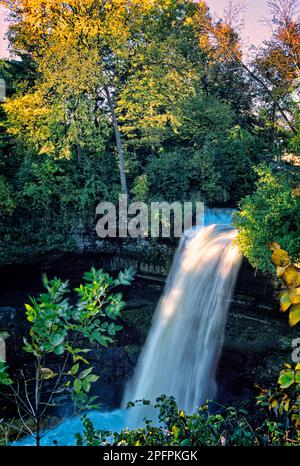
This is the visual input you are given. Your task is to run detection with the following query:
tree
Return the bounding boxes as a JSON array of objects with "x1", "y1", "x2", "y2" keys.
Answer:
[
  {"x1": 252, "y1": 0, "x2": 300, "y2": 142},
  {"x1": 1, "y1": 0, "x2": 149, "y2": 193},
  {"x1": 0, "y1": 267, "x2": 134, "y2": 446}
]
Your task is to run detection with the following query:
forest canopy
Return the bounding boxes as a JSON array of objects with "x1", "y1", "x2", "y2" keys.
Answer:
[{"x1": 0, "y1": 0, "x2": 299, "y2": 265}]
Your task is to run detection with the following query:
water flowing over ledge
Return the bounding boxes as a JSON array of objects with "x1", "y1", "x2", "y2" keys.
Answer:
[{"x1": 122, "y1": 224, "x2": 241, "y2": 426}]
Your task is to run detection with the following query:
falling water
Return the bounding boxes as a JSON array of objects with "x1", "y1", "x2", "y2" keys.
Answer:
[{"x1": 123, "y1": 222, "x2": 242, "y2": 426}]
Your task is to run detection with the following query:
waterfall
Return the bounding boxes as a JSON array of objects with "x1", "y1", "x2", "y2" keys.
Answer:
[{"x1": 122, "y1": 222, "x2": 242, "y2": 426}]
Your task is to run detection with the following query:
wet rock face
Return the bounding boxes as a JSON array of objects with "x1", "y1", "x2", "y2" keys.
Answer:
[{"x1": 217, "y1": 260, "x2": 298, "y2": 408}]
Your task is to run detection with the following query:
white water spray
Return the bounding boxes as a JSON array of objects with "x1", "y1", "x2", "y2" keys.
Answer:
[{"x1": 123, "y1": 223, "x2": 242, "y2": 425}]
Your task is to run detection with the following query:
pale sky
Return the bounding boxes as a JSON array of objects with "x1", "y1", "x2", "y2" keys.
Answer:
[
  {"x1": 206, "y1": 0, "x2": 270, "y2": 52},
  {"x1": 0, "y1": 1, "x2": 272, "y2": 59}
]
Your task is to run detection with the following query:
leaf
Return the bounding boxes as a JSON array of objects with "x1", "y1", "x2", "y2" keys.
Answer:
[
  {"x1": 74, "y1": 379, "x2": 82, "y2": 394},
  {"x1": 278, "y1": 369, "x2": 295, "y2": 388},
  {"x1": 1, "y1": 378, "x2": 13, "y2": 385},
  {"x1": 295, "y1": 371, "x2": 300, "y2": 384},
  {"x1": 70, "y1": 363, "x2": 79, "y2": 375},
  {"x1": 289, "y1": 304, "x2": 300, "y2": 327},
  {"x1": 50, "y1": 334, "x2": 65, "y2": 347},
  {"x1": 270, "y1": 398, "x2": 278, "y2": 408},
  {"x1": 277, "y1": 266, "x2": 287, "y2": 278},
  {"x1": 289, "y1": 287, "x2": 300, "y2": 305},
  {"x1": 85, "y1": 374, "x2": 99, "y2": 384},
  {"x1": 271, "y1": 249, "x2": 290, "y2": 267},
  {"x1": 283, "y1": 265, "x2": 300, "y2": 289},
  {"x1": 115, "y1": 267, "x2": 136, "y2": 286},
  {"x1": 79, "y1": 367, "x2": 93, "y2": 379},
  {"x1": 40, "y1": 368, "x2": 57, "y2": 380},
  {"x1": 280, "y1": 291, "x2": 292, "y2": 312},
  {"x1": 82, "y1": 380, "x2": 91, "y2": 393},
  {"x1": 180, "y1": 439, "x2": 190, "y2": 446},
  {"x1": 53, "y1": 344, "x2": 65, "y2": 355}
]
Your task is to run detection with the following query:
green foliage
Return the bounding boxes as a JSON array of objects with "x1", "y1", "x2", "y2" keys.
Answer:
[
  {"x1": 75, "y1": 387, "x2": 300, "y2": 446},
  {"x1": 178, "y1": 94, "x2": 235, "y2": 146},
  {"x1": 130, "y1": 175, "x2": 149, "y2": 202},
  {"x1": 0, "y1": 175, "x2": 15, "y2": 216},
  {"x1": 76, "y1": 396, "x2": 258, "y2": 447},
  {"x1": 256, "y1": 362, "x2": 300, "y2": 443},
  {"x1": 0, "y1": 0, "x2": 290, "y2": 265},
  {"x1": 0, "y1": 267, "x2": 134, "y2": 444},
  {"x1": 146, "y1": 150, "x2": 190, "y2": 202},
  {"x1": 0, "y1": 362, "x2": 13, "y2": 386},
  {"x1": 0, "y1": 150, "x2": 118, "y2": 265},
  {"x1": 234, "y1": 165, "x2": 300, "y2": 272},
  {"x1": 22, "y1": 266, "x2": 134, "y2": 363}
]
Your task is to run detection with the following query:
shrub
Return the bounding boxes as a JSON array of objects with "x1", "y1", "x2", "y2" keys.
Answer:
[
  {"x1": 0, "y1": 267, "x2": 134, "y2": 446},
  {"x1": 234, "y1": 165, "x2": 300, "y2": 272}
]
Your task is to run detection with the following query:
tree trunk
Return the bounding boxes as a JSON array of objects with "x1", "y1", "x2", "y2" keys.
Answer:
[{"x1": 104, "y1": 86, "x2": 128, "y2": 195}]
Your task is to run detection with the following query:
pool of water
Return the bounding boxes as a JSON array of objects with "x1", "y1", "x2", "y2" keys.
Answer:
[{"x1": 12, "y1": 409, "x2": 128, "y2": 446}]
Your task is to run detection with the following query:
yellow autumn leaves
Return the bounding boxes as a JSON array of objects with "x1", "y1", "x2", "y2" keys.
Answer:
[{"x1": 270, "y1": 242, "x2": 300, "y2": 326}]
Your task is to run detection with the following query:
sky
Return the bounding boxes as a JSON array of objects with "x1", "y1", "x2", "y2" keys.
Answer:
[
  {"x1": 206, "y1": 0, "x2": 270, "y2": 50},
  {"x1": 0, "y1": 1, "x2": 271, "y2": 59}
]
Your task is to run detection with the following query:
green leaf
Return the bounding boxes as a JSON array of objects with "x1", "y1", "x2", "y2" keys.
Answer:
[
  {"x1": 279, "y1": 292, "x2": 292, "y2": 313},
  {"x1": 74, "y1": 379, "x2": 82, "y2": 394},
  {"x1": 79, "y1": 367, "x2": 93, "y2": 379},
  {"x1": 85, "y1": 374, "x2": 99, "y2": 384},
  {"x1": 82, "y1": 380, "x2": 91, "y2": 393},
  {"x1": 278, "y1": 369, "x2": 295, "y2": 388},
  {"x1": 115, "y1": 267, "x2": 135, "y2": 286},
  {"x1": 50, "y1": 334, "x2": 65, "y2": 347},
  {"x1": 53, "y1": 344, "x2": 65, "y2": 355},
  {"x1": 70, "y1": 363, "x2": 79, "y2": 375},
  {"x1": 180, "y1": 439, "x2": 190, "y2": 446}
]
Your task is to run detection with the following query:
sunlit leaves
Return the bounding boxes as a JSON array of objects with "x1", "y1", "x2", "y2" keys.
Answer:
[
  {"x1": 283, "y1": 265, "x2": 300, "y2": 289},
  {"x1": 267, "y1": 242, "x2": 300, "y2": 326},
  {"x1": 289, "y1": 287, "x2": 300, "y2": 305},
  {"x1": 289, "y1": 304, "x2": 300, "y2": 327},
  {"x1": 23, "y1": 266, "x2": 134, "y2": 358}
]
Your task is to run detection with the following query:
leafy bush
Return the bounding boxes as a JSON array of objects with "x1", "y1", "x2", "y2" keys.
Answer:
[
  {"x1": 0, "y1": 267, "x2": 134, "y2": 446},
  {"x1": 234, "y1": 165, "x2": 300, "y2": 272}
]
